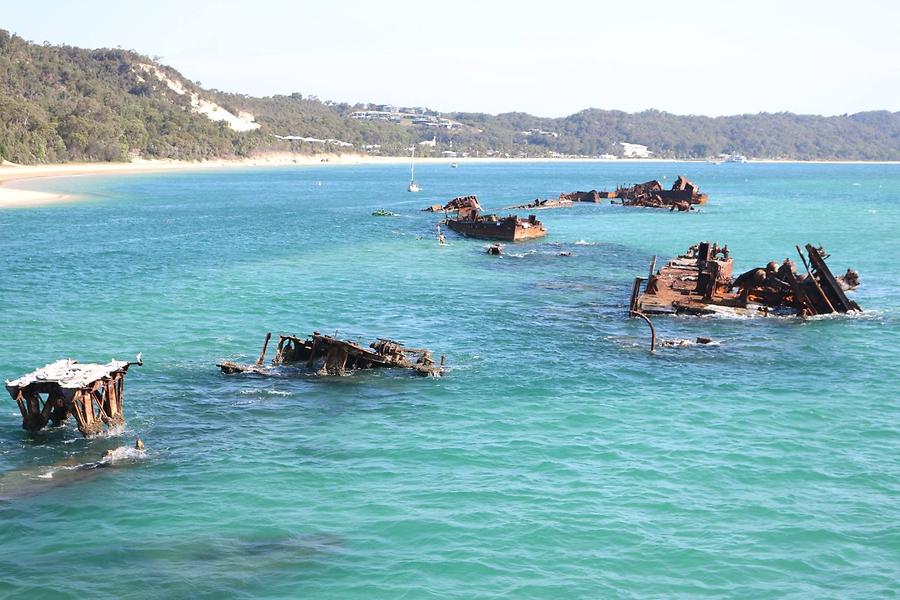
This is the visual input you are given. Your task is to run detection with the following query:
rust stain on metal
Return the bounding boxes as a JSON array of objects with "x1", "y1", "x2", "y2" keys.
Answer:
[
  {"x1": 632, "y1": 241, "x2": 861, "y2": 317},
  {"x1": 219, "y1": 332, "x2": 446, "y2": 377},
  {"x1": 5, "y1": 356, "x2": 143, "y2": 437}
]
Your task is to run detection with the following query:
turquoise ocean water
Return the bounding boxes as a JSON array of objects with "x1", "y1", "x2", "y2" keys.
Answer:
[{"x1": 0, "y1": 162, "x2": 898, "y2": 598}]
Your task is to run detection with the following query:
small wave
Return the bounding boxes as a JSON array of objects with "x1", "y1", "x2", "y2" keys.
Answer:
[
  {"x1": 238, "y1": 386, "x2": 293, "y2": 397},
  {"x1": 659, "y1": 338, "x2": 722, "y2": 348},
  {"x1": 574, "y1": 240, "x2": 596, "y2": 246},
  {"x1": 805, "y1": 309, "x2": 882, "y2": 322},
  {"x1": 101, "y1": 446, "x2": 146, "y2": 465},
  {"x1": 90, "y1": 423, "x2": 127, "y2": 439},
  {"x1": 265, "y1": 389, "x2": 292, "y2": 397}
]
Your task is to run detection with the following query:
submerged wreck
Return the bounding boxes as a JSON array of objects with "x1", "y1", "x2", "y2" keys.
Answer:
[
  {"x1": 444, "y1": 198, "x2": 547, "y2": 242},
  {"x1": 630, "y1": 241, "x2": 861, "y2": 317},
  {"x1": 502, "y1": 197, "x2": 574, "y2": 211},
  {"x1": 218, "y1": 332, "x2": 445, "y2": 377},
  {"x1": 609, "y1": 176, "x2": 708, "y2": 210},
  {"x1": 5, "y1": 356, "x2": 143, "y2": 437}
]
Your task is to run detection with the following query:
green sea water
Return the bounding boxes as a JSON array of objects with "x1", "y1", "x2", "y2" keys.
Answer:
[{"x1": 0, "y1": 162, "x2": 898, "y2": 598}]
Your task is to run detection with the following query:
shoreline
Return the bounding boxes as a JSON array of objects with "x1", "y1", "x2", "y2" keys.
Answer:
[{"x1": 1, "y1": 153, "x2": 898, "y2": 209}]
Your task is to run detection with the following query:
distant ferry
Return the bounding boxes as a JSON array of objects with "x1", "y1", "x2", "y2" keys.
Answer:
[{"x1": 725, "y1": 153, "x2": 749, "y2": 163}]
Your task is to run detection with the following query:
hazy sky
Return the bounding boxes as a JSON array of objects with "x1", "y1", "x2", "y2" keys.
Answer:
[{"x1": 4, "y1": 0, "x2": 899, "y2": 117}]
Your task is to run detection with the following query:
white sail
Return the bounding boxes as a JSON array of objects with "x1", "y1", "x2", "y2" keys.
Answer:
[{"x1": 408, "y1": 146, "x2": 420, "y2": 192}]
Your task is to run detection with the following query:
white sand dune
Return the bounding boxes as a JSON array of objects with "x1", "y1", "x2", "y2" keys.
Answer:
[{"x1": 136, "y1": 64, "x2": 261, "y2": 132}]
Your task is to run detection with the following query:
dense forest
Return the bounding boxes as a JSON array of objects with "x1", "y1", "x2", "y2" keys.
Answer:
[{"x1": 1, "y1": 30, "x2": 898, "y2": 164}]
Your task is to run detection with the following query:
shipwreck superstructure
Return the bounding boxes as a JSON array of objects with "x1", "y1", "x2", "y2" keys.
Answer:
[{"x1": 5, "y1": 356, "x2": 143, "y2": 437}]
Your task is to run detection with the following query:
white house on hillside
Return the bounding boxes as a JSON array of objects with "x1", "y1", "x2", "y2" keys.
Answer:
[{"x1": 620, "y1": 142, "x2": 652, "y2": 158}]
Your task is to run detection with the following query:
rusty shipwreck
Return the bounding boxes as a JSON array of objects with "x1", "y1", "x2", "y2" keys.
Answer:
[
  {"x1": 218, "y1": 332, "x2": 445, "y2": 377},
  {"x1": 422, "y1": 195, "x2": 481, "y2": 213},
  {"x1": 443, "y1": 196, "x2": 547, "y2": 242},
  {"x1": 609, "y1": 176, "x2": 708, "y2": 210},
  {"x1": 558, "y1": 190, "x2": 603, "y2": 203},
  {"x1": 5, "y1": 355, "x2": 143, "y2": 437},
  {"x1": 630, "y1": 241, "x2": 861, "y2": 317}
]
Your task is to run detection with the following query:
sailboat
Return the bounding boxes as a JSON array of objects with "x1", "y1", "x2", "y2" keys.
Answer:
[{"x1": 407, "y1": 146, "x2": 421, "y2": 192}]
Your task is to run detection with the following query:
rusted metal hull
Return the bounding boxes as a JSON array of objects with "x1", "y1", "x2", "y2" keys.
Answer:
[{"x1": 445, "y1": 217, "x2": 547, "y2": 241}]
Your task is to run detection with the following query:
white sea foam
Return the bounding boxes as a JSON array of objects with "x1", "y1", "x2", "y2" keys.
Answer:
[{"x1": 101, "y1": 446, "x2": 147, "y2": 465}]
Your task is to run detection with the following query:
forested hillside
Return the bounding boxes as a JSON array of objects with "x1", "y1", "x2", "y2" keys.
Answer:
[{"x1": 1, "y1": 30, "x2": 898, "y2": 164}]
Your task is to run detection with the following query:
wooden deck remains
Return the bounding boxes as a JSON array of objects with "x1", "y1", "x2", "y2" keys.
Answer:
[{"x1": 5, "y1": 356, "x2": 143, "y2": 437}]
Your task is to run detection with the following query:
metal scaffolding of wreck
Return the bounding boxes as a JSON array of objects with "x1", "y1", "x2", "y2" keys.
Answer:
[
  {"x1": 630, "y1": 241, "x2": 861, "y2": 317},
  {"x1": 218, "y1": 332, "x2": 445, "y2": 377},
  {"x1": 5, "y1": 356, "x2": 143, "y2": 437}
]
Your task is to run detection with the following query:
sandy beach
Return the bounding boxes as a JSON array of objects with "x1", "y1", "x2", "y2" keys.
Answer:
[
  {"x1": 0, "y1": 154, "x2": 359, "y2": 208},
  {"x1": 1, "y1": 154, "x2": 897, "y2": 209}
]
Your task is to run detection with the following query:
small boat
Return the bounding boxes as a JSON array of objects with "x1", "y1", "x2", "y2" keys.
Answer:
[
  {"x1": 450, "y1": 162, "x2": 459, "y2": 168},
  {"x1": 408, "y1": 147, "x2": 421, "y2": 192},
  {"x1": 372, "y1": 209, "x2": 399, "y2": 217}
]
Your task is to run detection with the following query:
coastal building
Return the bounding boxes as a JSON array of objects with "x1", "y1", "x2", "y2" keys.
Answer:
[
  {"x1": 520, "y1": 128, "x2": 559, "y2": 138},
  {"x1": 620, "y1": 142, "x2": 652, "y2": 158},
  {"x1": 274, "y1": 135, "x2": 354, "y2": 148}
]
